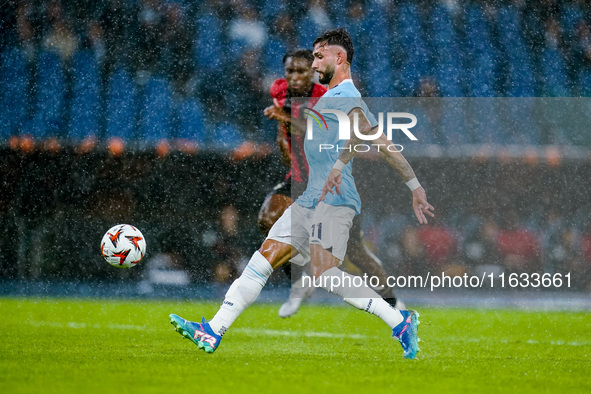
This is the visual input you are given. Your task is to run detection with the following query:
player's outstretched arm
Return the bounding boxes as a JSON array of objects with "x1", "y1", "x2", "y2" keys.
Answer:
[
  {"x1": 373, "y1": 132, "x2": 435, "y2": 224},
  {"x1": 264, "y1": 98, "x2": 291, "y2": 123},
  {"x1": 319, "y1": 107, "x2": 434, "y2": 223},
  {"x1": 264, "y1": 98, "x2": 308, "y2": 136}
]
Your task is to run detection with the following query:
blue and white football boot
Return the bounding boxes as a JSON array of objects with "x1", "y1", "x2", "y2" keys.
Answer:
[
  {"x1": 392, "y1": 310, "x2": 420, "y2": 359},
  {"x1": 169, "y1": 314, "x2": 222, "y2": 354}
]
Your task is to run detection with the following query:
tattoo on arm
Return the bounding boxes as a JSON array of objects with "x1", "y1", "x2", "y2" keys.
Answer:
[
  {"x1": 374, "y1": 133, "x2": 416, "y2": 182},
  {"x1": 334, "y1": 107, "x2": 417, "y2": 182},
  {"x1": 338, "y1": 106, "x2": 417, "y2": 181},
  {"x1": 380, "y1": 149, "x2": 416, "y2": 182}
]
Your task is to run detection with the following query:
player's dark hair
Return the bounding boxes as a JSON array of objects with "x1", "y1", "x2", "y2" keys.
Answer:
[
  {"x1": 313, "y1": 27, "x2": 354, "y2": 65},
  {"x1": 282, "y1": 49, "x2": 314, "y2": 65}
]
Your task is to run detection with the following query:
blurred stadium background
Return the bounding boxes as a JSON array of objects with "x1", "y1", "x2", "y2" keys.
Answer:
[{"x1": 1, "y1": 0, "x2": 590, "y2": 294}]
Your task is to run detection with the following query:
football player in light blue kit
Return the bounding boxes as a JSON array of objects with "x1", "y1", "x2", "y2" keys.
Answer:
[
  {"x1": 297, "y1": 81, "x2": 375, "y2": 214},
  {"x1": 169, "y1": 28, "x2": 434, "y2": 359}
]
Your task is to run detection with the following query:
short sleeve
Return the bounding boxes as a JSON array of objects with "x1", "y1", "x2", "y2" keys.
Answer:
[
  {"x1": 330, "y1": 94, "x2": 378, "y2": 128},
  {"x1": 329, "y1": 95, "x2": 363, "y2": 115}
]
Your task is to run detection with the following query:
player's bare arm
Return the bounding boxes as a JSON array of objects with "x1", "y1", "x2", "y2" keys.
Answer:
[
  {"x1": 264, "y1": 97, "x2": 308, "y2": 136},
  {"x1": 372, "y1": 132, "x2": 434, "y2": 223},
  {"x1": 264, "y1": 98, "x2": 291, "y2": 123},
  {"x1": 319, "y1": 108, "x2": 434, "y2": 224}
]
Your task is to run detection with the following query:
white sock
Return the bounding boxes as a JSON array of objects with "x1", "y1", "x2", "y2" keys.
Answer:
[
  {"x1": 317, "y1": 266, "x2": 403, "y2": 329},
  {"x1": 208, "y1": 251, "x2": 273, "y2": 336}
]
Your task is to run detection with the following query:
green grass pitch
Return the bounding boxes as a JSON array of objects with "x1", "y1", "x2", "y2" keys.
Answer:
[{"x1": 1, "y1": 297, "x2": 589, "y2": 393}]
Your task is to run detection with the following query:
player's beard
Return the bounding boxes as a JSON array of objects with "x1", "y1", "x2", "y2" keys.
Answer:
[{"x1": 318, "y1": 65, "x2": 335, "y2": 84}]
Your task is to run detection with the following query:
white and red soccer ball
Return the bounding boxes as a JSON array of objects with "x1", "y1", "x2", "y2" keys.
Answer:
[{"x1": 101, "y1": 224, "x2": 146, "y2": 268}]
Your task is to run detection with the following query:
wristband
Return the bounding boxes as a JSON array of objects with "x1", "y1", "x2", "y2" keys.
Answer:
[
  {"x1": 333, "y1": 159, "x2": 346, "y2": 171},
  {"x1": 406, "y1": 177, "x2": 421, "y2": 191}
]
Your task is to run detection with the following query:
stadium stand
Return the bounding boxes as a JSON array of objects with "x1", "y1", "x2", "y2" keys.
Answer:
[
  {"x1": 1, "y1": 0, "x2": 591, "y2": 146},
  {"x1": 69, "y1": 49, "x2": 101, "y2": 140},
  {"x1": 0, "y1": 47, "x2": 28, "y2": 139},
  {"x1": 0, "y1": 0, "x2": 590, "y2": 289},
  {"x1": 31, "y1": 50, "x2": 65, "y2": 139},
  {"x1": 176, "y1": 97, "x2": 207, "y2": 144},
  {"x1": 106, "y1": 67, "x2": 137, "y2": 141}
]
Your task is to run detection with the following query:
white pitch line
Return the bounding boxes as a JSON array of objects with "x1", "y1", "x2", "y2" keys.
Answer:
[
  {"x1": 431, "y1": 335, "x2": 591, "y2": 347},
  {"x1": 22, "y1": 320, "x2": 591, "y2": 347},
  {"x1": 24, "y1": 320, "x2": 368, "y2": 340},
  {"x1": 27, "y1": 320, "x2": 157, "y2": 331},
  {"x1": 234, "y1": 327, "x2": 368, "y2": 340}
]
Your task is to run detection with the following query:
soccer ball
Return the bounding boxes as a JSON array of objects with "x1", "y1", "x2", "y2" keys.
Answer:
[{"x1": 101, "y1": 224, "x2": 146, "y2": 268}]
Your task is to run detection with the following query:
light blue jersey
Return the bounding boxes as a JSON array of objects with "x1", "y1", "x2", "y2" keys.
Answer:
[{"x1": 296, "y1": 80, "x2": 378, "y2": 214}]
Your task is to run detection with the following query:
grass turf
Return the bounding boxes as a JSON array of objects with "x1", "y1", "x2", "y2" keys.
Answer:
[{"x1": 0, "y1": 297, "x2": 589, "y2": 393}]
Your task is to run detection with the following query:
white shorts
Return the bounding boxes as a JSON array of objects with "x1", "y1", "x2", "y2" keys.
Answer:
[{"x1": 266, "y1": 202, "x2": 356, "y2": 265}]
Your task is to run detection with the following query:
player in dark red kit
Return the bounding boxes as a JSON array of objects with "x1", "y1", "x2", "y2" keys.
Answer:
[
  {"x1": 261, "y1": 49, "x2": 401, "y2": 317},
  {"x1": 259, "y1": 49, "x2": 326, "y2": 235}
]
